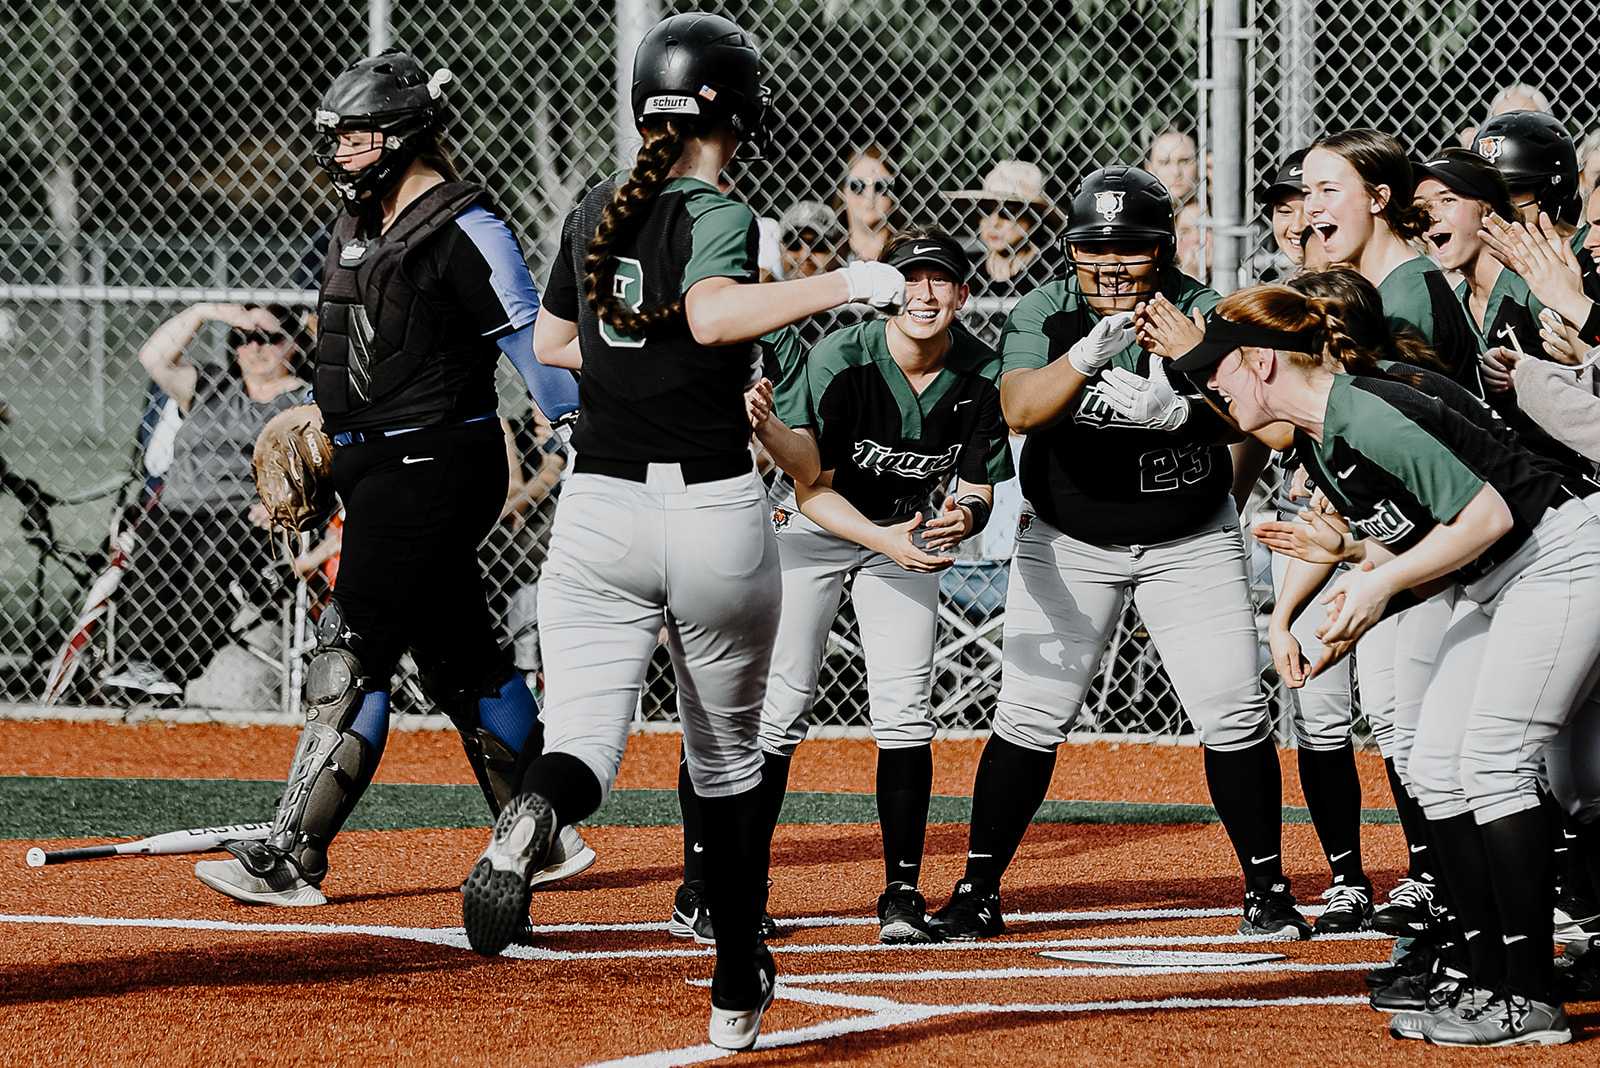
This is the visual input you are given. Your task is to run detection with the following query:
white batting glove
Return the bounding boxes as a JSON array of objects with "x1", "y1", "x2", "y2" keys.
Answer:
[
  {"x1": 1066, "y1": 311, "x2": 1136, "y2": 376},
  {"x1": 1098, "y1": 358, "x2": 1191, "y2": 431},
  {"x1": 839, "y1": 261, "x2": 906, "y2": 314}
]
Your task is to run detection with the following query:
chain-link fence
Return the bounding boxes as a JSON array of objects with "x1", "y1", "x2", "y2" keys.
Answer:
[{"x1": 3, "y1": 0, "x2": 1588, "y2": 740}]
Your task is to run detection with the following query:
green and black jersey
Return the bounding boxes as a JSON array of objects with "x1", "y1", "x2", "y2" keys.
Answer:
[
  {"x1": 805, "y1": 319, "x2": 1013, "y2": 523},
  {"x1": 1290, "y1": 373, "x2": 1576, "y2": 583},
  {"x1": 545, "y1": 175, "x2": 759, "y2": 463},
  {"x1": 761, "y1": 325, "x2": 810, "y2": 429},
  {"x1": 1376, "y1": 255, "x2": 1483, "y2": 395},
  {"x1": 1001, "y1": 268, "x2": 1229, "y2": 545}
]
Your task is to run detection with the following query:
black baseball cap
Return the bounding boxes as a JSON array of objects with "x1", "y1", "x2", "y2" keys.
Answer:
[
  {"x1": 885, "y1": 232, "x2": 970, "y2": 282},
  {"x1": 1171, "y1": 311, "x2": 1320, "y2": 373},
  {"x1": 1258, "y1": 148, "x2": 1309, "y2": 207},
  {"x1": 1412, "y1": 148, "x2": 1517, "y2": 222}
]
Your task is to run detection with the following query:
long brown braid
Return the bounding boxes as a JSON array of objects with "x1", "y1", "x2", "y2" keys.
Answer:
[{"x1": 584, "y1": 122, "x2": 688, "y2": 337}]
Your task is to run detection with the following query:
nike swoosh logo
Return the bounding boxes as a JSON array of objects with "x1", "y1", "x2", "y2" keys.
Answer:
[
  {"x1": 691, "y1": 843, "x2": 703, "y2": 854},
  {"x1": 1409, "y1": 845, "x2": 1427, "y2": 853},
  {"x1": 1464, "y1": 929, "x2": 1481, "y2": 940},
  {"x1": 1250, "y1": 854, "x2": 1279, "y2": 865},
  {"x1": 955, "y1": 399, "x2": 973, "y2": 408},
  {"x1": 1337, "y1": 464, "x2": 1356, "y2": 478},
  {"x1": 1503, "y1": 934, "x2": 1529, "y2": 945},
  {"x1": 402, "y1": 456, "x2": 434, "y2": 465},
  {"x1": 1289, "y1": 167, "x2": 1303, "y2": 176},
  {"x1": 912, "y1": 244, "x2": 941, "y2": 255},
  {"x1": 1328, "y1": 850, "x2": 1352, "y2": 863},
  {"x1": 966, "y1": 853, "x2": 993, "y2": 860}
]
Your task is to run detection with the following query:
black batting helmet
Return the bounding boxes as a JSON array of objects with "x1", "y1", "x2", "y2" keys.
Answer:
[
  {"x1": 1472, "y1": 111, "x2": 1581, "y2": 225},
  {"x1": 1063, "y1": 166, "x2": 1176, "y2": 255},
  {"x1": 313, "y1": 49, "x2": 451, "y2": 208},
  {"x1": 631, "y1": 12, "x2": 771, "y2": 160}
]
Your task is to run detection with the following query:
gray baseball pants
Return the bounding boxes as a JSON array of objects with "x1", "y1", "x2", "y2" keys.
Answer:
[{"x1": 537, "y1": 467, "x2": 781, "y2": 802}]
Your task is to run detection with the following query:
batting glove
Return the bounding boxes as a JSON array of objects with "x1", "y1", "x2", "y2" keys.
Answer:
[
  {"x1": 839, "y1": 261, "x2": 906, "y2": 314},
  {"x1": 1098, "y1": 358, "x2": 1191, "y2": 431},
  {"x1": 1066, "y1": 311, "x2": 1136, "y2": 376}
]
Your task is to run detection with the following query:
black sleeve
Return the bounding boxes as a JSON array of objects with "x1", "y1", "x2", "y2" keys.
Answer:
[{"x1": 544, "y1": 210, "x2": 580, "y2": 322}]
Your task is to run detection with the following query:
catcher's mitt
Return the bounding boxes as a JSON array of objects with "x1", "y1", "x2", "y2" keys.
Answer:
[{"x1": 253, "y1": 405, "x2": 335, "y2": 531}]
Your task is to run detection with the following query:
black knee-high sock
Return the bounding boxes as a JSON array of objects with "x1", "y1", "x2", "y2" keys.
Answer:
[
  {"x1": 877, "y1": 744, "x2": 933, "y2": 888},
  {"x1": 1204, "y1": 738, "x2": 1286, "y2": 892},
  {"x1": 678, "y1": 755, "x2": 706, "y2": 885},
  {"x1": 1556, "y1": 807, "x2": 1598, "y2": 907},
  {"x1": 963, "y1": 735, "x2": 1056, "y2": 889},
  {"x1": 699, "y1": 784, "x2": 770, "y2": 1008},
  {"x1": 520, "y1": 751, "x2": 604, "y2": 828},
  {"x1": 1480, "y1": 806, "x2": 1558, "y2": 1001},
  {"x1": 1572, "y1": 817, "x2": 1600, "y2": 911},
  {"x1": 1298, "y1": 742, "x2": 1367, "y2": 887},
  {"x1": 1384, "y1": 758, "x2": 1436, "y2": 885},
  {"x1": 1428, "y1": 813, "x2": 1505, "y2": 988},
  {"x1": 758, "y1": 750, "x2": 793, "y2": 844}
]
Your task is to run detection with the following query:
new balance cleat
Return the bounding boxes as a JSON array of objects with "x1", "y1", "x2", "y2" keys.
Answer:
[
  {"x1": 195, "y1": 849, "x2": 327, "y2": 907},
  {"x1": 1427, "y1": 992, "x2": 1571, "y2": 1047},
  {"x1": 1314, "y1": 882, "x2": 1373, "y2": 934},
  {"x1": 708, "y1": 944, "x2": 777, "y2": 1051},
  {"x1": 1372, "y1": 877, "x2": 1442, "y2": 937},
  {"x1": 928, "y1": 880, "x2": 1004, "y2": 940},
  {"x1": 1239, "y1": 885, "x2": 1312, "y2": 940},
  {"x1": 528, "y1": 825, "x2": 596, "y2": 889},
  {"x1": 877, "y1": 884, "x2": 941, "y2": 944},
  {"x1": 461, "y1": 791, "x2": 556, "y2": 956}
]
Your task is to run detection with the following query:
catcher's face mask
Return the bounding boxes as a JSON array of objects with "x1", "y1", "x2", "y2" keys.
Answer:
[{"x1": 1069, "y1": 242, "x2": 1162, "y2": 314}]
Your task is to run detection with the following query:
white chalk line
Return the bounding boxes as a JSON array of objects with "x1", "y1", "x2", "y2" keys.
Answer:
[
  {"x1": 0, "y1": 913, "x2": 1385, "y2": 962},
  {"x1": 687, "y1": 959, "x2": 1382, "y2": 985},
  {"x1": 584, "y1": 990, "x2": 1374, "y2": 1068}
]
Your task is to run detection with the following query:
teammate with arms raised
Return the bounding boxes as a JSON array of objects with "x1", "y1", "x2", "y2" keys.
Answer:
[
  {"x1": 457, "y1": 13, "x2": 904, "y2": 1051},
  {"x1": 928, "y1": 167, "x2": 1305, "y2": 940}
]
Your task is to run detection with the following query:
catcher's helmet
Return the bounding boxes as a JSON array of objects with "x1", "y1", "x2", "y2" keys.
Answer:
[
  {"x1": 1472, "y1": 110, "x2": 1581, "y2": 225},
  {"x1": 1063, "y1": 166, "x2": 1176, "y2": 254},
  {"x1": 313, "y1": 49, "x2": 451, "y2": 207},
  {"x1": 631, "y1": 12, "x2": 771, "y2": 160}
]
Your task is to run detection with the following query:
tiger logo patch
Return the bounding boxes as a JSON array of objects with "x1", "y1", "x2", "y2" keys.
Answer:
[
  {"x1": 1476, "y1": 135, "x2": 1505, "y2": 162},
  {"x1": 1094, "y1": 190, "x2": 1125, "y2": 220},
  {"x1": 1018, "y1": 512, "x2": 1035, "y2": 536},
  {"x1": 772, "y1": 506, "x2": 793, "y2": 533}
]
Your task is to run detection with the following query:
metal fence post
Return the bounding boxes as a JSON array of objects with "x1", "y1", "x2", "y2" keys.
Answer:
[
  {"x1": 368, "y1": 0, "x2": 392, "y2": 55},
  {"x1": 1209, "y1": 0, "x2": 1247, "y2": 294},
  {"x1": 613, "y1": 0, "x2": 661, "y2": 170}
]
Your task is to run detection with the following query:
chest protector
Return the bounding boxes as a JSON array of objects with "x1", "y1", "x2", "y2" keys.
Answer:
[{"x1": 314, "y1": 181, "x2": 487, "y2": 421}]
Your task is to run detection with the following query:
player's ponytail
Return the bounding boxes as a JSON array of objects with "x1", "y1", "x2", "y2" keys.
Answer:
[
  {"x1": 1312, "y1": 129, "x2": 1429, "y2": 241},
  {"x1": 1289, "y1": 267, "x2": 1450, "y2": 374},
  {"x1": 585, "y1": 121, "x2": 687, "y2": 337},
  {"x1": 1215, "y1": 283, "x2": 1370, "y2": 371}
]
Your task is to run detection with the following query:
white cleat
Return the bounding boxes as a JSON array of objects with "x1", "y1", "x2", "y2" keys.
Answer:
[
  {"x1": 528, "y1": 825, "x2": 596, "y2": 889},
  {"x1": 195, "y1": 857, "x2": 327, "y2": 907},
  {"x1": 708, "y1": 945, "x2": 777, "y2": 1052}
]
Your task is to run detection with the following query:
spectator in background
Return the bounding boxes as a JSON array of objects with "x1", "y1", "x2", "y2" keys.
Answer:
[
  {"x1": 1145, "y1": 127, "x2": 1200, "y2": 207},
  {"x1": 838, "y1": 144, "x2": 898, "y2": 262},
  {"x1": 775, "y1": 200, "x2": 843, "y2": 279},
  {"x1": 1579, "y1": 128, "x2": 1600, "y2": 200},
  {"x1": 1456, "y1": 81, "x2": 1554, "y2": 147},
  {"x1": 941, "y1": 160, "x2": 1060, "y2": 298},
  {"x1": 1175, "y1": 199, "x2": 1211, "y2": 282},
  {"x1": 103, "y1": 303, "x2": 311, "y2": 697}
]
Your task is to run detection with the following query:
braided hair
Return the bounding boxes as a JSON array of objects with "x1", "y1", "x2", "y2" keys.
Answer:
[
  {"x1": 1289, "y1": 267, "x2": 1449, "y2": 376},
  {"x1": 584, "y1": 122, "x2": 688, "y2": 337}
]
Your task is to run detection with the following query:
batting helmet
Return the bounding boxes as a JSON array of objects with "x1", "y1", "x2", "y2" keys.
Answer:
[
  {"x1": 1472, "y1": 110, "x2": 1581, "y2": 225},
  {"x1": 313, "y1": 49, "x2": 451, "y2": 207},
  {"x1": 1063, "y1": 167, "x2": 1176, "y2": 254},
  {"x1": 631, "y1": 12, "x2": 771, "y2": 160}
]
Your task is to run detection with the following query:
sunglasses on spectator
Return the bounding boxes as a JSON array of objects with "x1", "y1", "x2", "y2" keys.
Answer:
[
  {"x1": 845, "y1": 176, "x2": 894, "y2": 197},
  {"x1": 229, "y1": 329, "x2": 288, "y2": 347}
]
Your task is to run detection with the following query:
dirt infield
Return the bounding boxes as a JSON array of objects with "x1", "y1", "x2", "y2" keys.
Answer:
[{"x1": 2, "y1": 722, "x2": 1592, "y2": 1065}]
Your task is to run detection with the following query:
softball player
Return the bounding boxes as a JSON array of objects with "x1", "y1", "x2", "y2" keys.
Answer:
[
  {"x1": 743, "y1": 231, "x2": 1010, "y2": 945},
  {"x1": 457, "y1": 13, "x2": 905, "y2": 1052},
  {"x1": 1187, "y1": 283, "x2": 1600, "y2": 1047},
  {"x1": 928, "y1": 166, "x2": 1307, "y2": 942},
  {"x1": 194, "y1": 50, "x2": 588, "y2": 907},
  {"x1": 1303, "y1": 130, "x2": 1484, "y2": 394}
]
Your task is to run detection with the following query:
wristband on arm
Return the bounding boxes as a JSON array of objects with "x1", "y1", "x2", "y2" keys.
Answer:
[{"x1": 957, "y1": 494, "x2": 991, "y2": 536}]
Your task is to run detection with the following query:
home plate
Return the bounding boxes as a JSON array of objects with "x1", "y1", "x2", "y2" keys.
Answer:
[{"x1": 1040, "y1": 949, "x2": 1287, "y2": 967}]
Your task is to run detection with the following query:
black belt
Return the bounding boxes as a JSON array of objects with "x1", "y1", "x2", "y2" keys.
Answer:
[{"x1": 574, "y1": 453, "x2": 752, "y2": 484}]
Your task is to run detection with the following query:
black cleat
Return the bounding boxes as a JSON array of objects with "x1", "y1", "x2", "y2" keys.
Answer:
[
  {"x1": 1314, "y1": 882, "x2": 1374, "y2": 934},
  {"x1": 1372, "y1": 878, "x2": 1443, "y2": 938},
  {"x1": 877, "y1": 884, "x2": 941, "y2": 944},
  {"x1": 1365, "y1": 939, "x2": 1436, "y2": 990},
  {"x1": 928, "y1": 880, "x2": 1005, "y2": 941},
  {"x1": 462, "y1": 791, "x2": 556, "y2": 956},
  {"x1": 1239, "y1": 885, "x2": 1313, "y2": 940},
  {"x1": 669, "y1": 881, "x2": 779, "y2": 944}
]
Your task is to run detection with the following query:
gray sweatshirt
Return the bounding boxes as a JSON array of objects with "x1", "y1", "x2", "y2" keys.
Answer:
[{"x1": 1512, "y1": 358, "x2": 1600, "y2": 463}]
